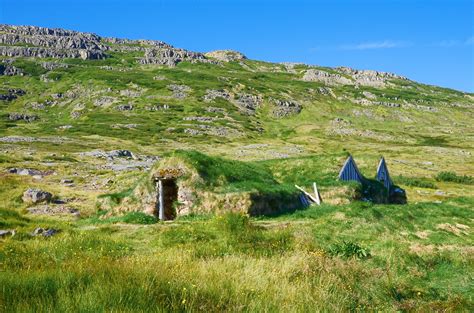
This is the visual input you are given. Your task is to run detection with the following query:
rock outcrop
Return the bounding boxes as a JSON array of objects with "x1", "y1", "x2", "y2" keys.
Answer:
[
  {"x1": 139, "y1": 47, "x2": 207, "y2": 66},
  {"x1": 0, "y1": 24, "x2": 106, "y2": 60},
  {"x1": 272, "y1": 99, "x2": 302, "y2": 118},
  {"x1": 302, "y1": 69, "x2": 354, "y2": 86},
  {"x1": 205, "y1": 50, "x2": 247, "y2": 62}
]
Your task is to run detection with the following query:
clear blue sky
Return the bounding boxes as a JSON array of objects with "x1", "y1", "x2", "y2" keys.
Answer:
[{"x1": 1, "y1": 0, "x2": 473, "y2": 92}]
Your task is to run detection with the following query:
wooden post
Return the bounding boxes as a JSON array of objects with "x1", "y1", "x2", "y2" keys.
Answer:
[
  {"x1": 313, "y1": 182, "x2": 321, "y2": 206},
  {"x1": 158, "y1": 179, "x2": 164, "y2": 220}
]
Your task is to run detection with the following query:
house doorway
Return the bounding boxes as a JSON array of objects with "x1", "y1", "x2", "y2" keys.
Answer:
[{"x1": 156, "y1": 178, "x2": 178, "y2": 220}]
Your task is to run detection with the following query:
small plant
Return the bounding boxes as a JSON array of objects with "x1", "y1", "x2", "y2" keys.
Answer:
[
  {"x1": 121, "y1": 212, "x2": 158, "y2": 224},
  {"x1": 327, "y1": 241, "x2": 371, "y2": 259},
  {"x1": 395, "y1": 175, "x2": 437, "y2": 189},
  {"x1": 435, "y1": 171, "x2": 474, "y2": 185},
  {"x1": 215, "y1": 212, "x2": 250, "y2": 233}
]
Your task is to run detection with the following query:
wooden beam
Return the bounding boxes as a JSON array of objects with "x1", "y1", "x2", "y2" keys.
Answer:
[
  {"x1": 295, "y1": 185, "x2": 318, "y2": 203},
  {"x1": 313, "y1": 182, "x2": 321, "y2": 205}
]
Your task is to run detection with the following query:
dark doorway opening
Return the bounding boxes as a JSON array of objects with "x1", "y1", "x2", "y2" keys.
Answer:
[{"x1": 156, "y1": 178, "x2": 178, "y2": 220}]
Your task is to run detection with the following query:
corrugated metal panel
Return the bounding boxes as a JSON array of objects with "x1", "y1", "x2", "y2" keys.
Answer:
[
  {"x1": 338, "y1": 155, "x2": 364, "y2": 183},
  {"x1": 376, "y1": 157, "x2": 393, "y2": 190}
]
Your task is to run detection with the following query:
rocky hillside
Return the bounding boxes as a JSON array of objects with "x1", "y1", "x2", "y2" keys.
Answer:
[{"x1": 0, "y1": 24, "x2": 473, "y2": 215}]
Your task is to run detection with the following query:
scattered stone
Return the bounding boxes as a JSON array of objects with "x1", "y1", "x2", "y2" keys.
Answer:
[
  {"x1": 0, "y1": 64, "x2": 24, "y2": 76},
  {"x1": 80, "y1": 149, "x2": 136, "y2": 160},
  {"x1": 116, "y1": 104, "x2": 133, "y2": 111},
  {"x1": 31, "y1": 227, "x2": 59, "y2": 237},
  {"x1": 317, "y1": 87, "x2": 336, "y2": 97},
  {"x1": 8, "y1": 112, "x2": 38, "y2": 122},
  {"x1": 22, "y1": 188, "x2": 52, "y2": 204},
  {"x1": 27, "y1": 205, "x2": 78, "y2": 216},
  {"x1": 234, "y1": 93, "x2": 262, "y2": 114},
  {"x1": 111, "y1": 123, "x2": 138, "y2": 129},
  {"x1": 272, "y1": 99, "x2": 302, "y2": 118},
  {"x1": 8, "y1": 168, "x2": 53, "y2": 176},
  {"x1": 0, "y1": 88, "x2": 26, "y2": 101},
  {"x1": 183, "y1": 116, "x2": 217, "y2": 123},
  {"x1": 41, "y1": 61, "x2": 69, "y2": 70},
  {"x1": 0, "y1": 230, "x2": 16, "y2": 238},
  {"x1": 94, "y1": 96, "x2": 116, "y2": 107},
  {"x1": 203, "y1": 89, "x2": 231, "y2": 102},
  {"x1": 57, "y1": 125, "x2": 72, "y2": 130},
  {"x1": 60, "y1": 178, "x2": 74, "y2": 184},
  {"x1": 145, "y1": 104, "x2": 169, "y2": 111},
  {"x1": 119, "y1": 89, "x2": 142, "y2": 98},
  {"x1": 362, "y1": 91, "x2": 377, "y2": 99},
  {"x1": 70, "y1": 110, "x2": 82, "y2": 119},
  {"x1": 206, "y1": 107, "x2": 226, "y2": 113},
  {"x1": 168, "y1": 84, "x2": 191, "y2": 99}
]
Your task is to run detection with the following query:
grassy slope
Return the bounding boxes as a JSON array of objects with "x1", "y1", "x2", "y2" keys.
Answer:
[{"x1": 0, "y1": 42, "x2": 473, "y2": 311}]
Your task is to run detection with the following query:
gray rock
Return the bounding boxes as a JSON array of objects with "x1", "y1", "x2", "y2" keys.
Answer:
[
  {"x1": 41, "y1": 62, "x2": 69, "y2": 70},
  {"x1": 203, "y1": 89, "x2": 231, "y2": 102},
  {"x1": 0, "y1": 64, "x2": 24, "y2": 76},
  {"x1": 145, "y1": 104, "x2": 170, "y2": 111},
  {"x1": 22, "y1": 188, "x2": 52, "y2": 204},
  {"x1": 70, "y1": 111, "x2": 82, "y2": 119},
  {"x1": 0, "y1": 88, "x2": 25, "y2": 101},
  {"x1": 168, "y1": 84, "x2": 191, "y2": 99},
  {"x1": 27, "y1": 205, "x2": 78, "y2": 215},
  {"x1": 8, "y1": 112, "x2": 38, "y2": 122},
  {"x1": 31, "y1": 227, "x2": 59, "y2": 237},
  {"x1": 0, "y1": 229, "x2": 15, "y2": 237},
  {"x1": 234, "y1": 93, "x2": 262, "y2": 114},
  {"x1": 116, "y1": 104, "x2": 133, "y2": 111},
  {"x1": 8, "y1": 168, "x2": 46, "y2": 176},
  {"x1": 272, "y1": 99, "x2": 302, "y2": 118}
]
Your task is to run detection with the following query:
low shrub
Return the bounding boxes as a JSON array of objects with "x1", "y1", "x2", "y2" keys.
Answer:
[
  {"x1": 395, "y1": 175, "x2": 437, "y2": 189},
  {"x1": 435, "y1": 171, "x2": 474, "y2": 185},
  {"x1": 327, "y1": 241, "x2": 371, "y2": 259}
]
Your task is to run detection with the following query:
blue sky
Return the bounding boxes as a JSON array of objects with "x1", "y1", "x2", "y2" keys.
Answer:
[{"x1": 1, "y1": 0, "x2": 473, "y2": 92}]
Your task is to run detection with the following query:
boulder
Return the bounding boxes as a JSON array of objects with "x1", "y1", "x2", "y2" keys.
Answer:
[
  {"x1": 0, "y1": 229, "x2": 15, "y2": 238},
  {"x1": 22, "y1": 188, "x2": 52, "y2": 204},
  {"x1": 31, "y1": 227, "x2": 59, "y2": 237}
]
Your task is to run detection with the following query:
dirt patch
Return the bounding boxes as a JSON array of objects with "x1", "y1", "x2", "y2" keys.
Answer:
[{"x1": 436, "y1": 223, "x2": 469, "y2": 236}]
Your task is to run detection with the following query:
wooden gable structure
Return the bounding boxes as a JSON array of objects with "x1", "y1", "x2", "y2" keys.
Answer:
[
  {"x1": 376, "y1": 157, "x2": 393, "y2": 190},
  {"x1": 338, "y1": 155, "x2": 365, "y2": 183}
]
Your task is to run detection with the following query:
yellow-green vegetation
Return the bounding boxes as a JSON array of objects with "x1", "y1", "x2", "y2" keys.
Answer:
[
  {"x1": 1, "y1": 202, "x2": 473, "y2": 311},
  {"x1": 1, "y1": 35, "x2": 473, "y2": 311}
]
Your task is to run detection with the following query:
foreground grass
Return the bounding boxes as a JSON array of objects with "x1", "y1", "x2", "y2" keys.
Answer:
[{"x1": 1, "y1": 199, "x2": 473, "y2": 312}]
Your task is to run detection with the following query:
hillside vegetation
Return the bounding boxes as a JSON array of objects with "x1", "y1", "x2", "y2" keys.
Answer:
[{"x1": 0, "y1": 25, "x2": 473, "y2": 311}]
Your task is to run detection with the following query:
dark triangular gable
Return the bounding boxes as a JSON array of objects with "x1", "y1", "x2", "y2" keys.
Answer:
[
  {"x1": 376, "y1": 157, "x2": 393, "y2": 190},
  {"x1": 338, "y1": 155, "x2": 364, "y2": 183}
]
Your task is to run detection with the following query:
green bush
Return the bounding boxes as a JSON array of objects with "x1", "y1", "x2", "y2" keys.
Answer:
[
  {"x1": 395, "y1": 175, "x2": 437, "y2": 189},
  {"x1": 435, "y1": 171, "x2": 474, "y2": 185},
  {"x1": 120, "y1": 212, "x2": 158, "y2": 224},
  {"x1": 327, "y1": 241, "x2": 371, "y2": 259}
]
